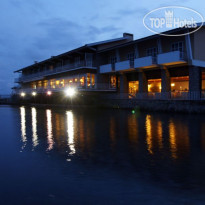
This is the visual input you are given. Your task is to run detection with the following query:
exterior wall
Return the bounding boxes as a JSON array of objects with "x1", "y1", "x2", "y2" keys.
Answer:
[
  {"x1": 118, "y1": 44, "x2": 135, "y2": 61},
  {"x1": 138, "y1": 39, "x2": 158, "y2": 57},
  {"x1": 193, "y1": 27, "x2": 205, "y2": 61},
  {"x1": 160, "y1": 36, "x2": 186, "y2": 53},
  {"x1": 189, "y1": 66, "x2": 202, "y2": 100}
]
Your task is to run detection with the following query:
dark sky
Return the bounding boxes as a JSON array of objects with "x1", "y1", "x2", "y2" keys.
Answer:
[{"x1": 0, "y1": 0, "x2": 202, "y2": 94}]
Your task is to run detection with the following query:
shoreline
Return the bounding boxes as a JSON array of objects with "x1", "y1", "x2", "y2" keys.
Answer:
[{"x1": 1, "y1": 99, "x2": 205, "y2": 114}]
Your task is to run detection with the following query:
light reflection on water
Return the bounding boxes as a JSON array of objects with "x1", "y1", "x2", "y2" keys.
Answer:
[
  {"x1": 18, "y1": 106, "x2": 205, "y2": 190},
  {"x1": 31, "y1": 107, "x2": 38, "y2": 148},
  {"x1": 66, "y1": 111, "x2": 75, "y2": 155},
  {"x1": 20, "y1": 107, "x2": 27, "y2": 149},
  {"x1": 46, "y1": 109, "x2": 54, "y2": 151},
  {"x1": 19, "y1": 106, "x2": 193, "y2": 160}
]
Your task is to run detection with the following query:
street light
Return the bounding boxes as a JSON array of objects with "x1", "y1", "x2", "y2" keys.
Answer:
[
  {"x1": 32, "y1": 92, "x2": 37, "y2": 96},
  {"x1": 47, "y1": 91, "x2": 52, "y2": 96},
  {"x1": 20, "y1": 92, "x2": 26, "y2": 97},
  {"x1": 64, "y1": 88, "x2": 76, "y2": 97}
]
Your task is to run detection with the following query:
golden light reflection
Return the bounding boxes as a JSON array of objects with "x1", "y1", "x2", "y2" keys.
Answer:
[
  {"x1": 169, "y1": 120, "x2": 177, "y2": 159},
  {"x1": 66, "y1": 111, "x2": 75, "y2": 155},
  {"x1": 46, "y1": 109, "x2": 54, "y2": 151},
  {"x1": 146, "y1": 115, "x2": 153, "y2": 154},
  {"x1": 20, "y1": 107, "x2": 27, "y2": 148},
  {"x1": 128, "y1": 115, "x2": 138, "y2": 144},
  {"x1": 157, "y1": 120, "x2": 163, "y2": 149},
  {"x1": 31, "y1": 107, "x2": 38, "y2": 148}
]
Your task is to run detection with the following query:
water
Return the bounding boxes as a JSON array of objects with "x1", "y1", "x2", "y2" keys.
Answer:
[{"x1": 1, "y1": 105, "x2": 205, "y2": 204}]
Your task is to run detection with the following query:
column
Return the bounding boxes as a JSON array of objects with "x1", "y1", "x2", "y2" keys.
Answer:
[
  {"x1": 161, "y1": 66, "x2": 171, "y2": 100},
  {"x1": 119, "y1": 74, "x2": 128, "y2": 95},
  {"x1": 185, "y1": 34, "x2": 193, "y2": 61},
  {"x1": 116, "y1": 49, "x2": 120, "y2": 62},
  {"x1": 138, "y1": 70, "x2": 147, "y2": 99},
  {"x1": 138, "y1": 70, "x2": 148, "y2": 93},
  {"x1": 189, "y1": 66, "x2": 201, "y2": 100}
]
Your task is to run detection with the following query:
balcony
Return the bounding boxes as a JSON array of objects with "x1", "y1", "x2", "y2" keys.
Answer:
[
  {"x1": 115, "y1": 60, "x2": 134, "y2": 71},
  {"x1": 99, "y1": 64, "x2": 115, "y2": 73},
  {"x1": 16, "y1": 60, "x2": 96, "y2": 83},
  {"x1": 157, "y1": 51, "x2": 187, "y2": 65},
  {"x1": 134, "y1": 56, "x2": 157, "y2": 68}
]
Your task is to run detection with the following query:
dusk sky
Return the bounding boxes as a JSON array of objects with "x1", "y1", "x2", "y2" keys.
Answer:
[{"x1": 0, "y1": 0, "x2": 204, "y2": 94}]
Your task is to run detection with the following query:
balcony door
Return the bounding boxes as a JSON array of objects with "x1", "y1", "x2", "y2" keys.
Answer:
[{"x1": 85, "y1": 53, "x2": 93, "y2": 67}]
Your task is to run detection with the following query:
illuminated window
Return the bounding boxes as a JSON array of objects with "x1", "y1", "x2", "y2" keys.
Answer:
[
  {"x1": 38, "y1": 81, "x2": 42, "y2": 88},
  {"x1": 56, "y1": 80, "x2": 60, "y2": 88},
  {"x1": 80, "y1": 76, "x2": 85, "y2": 87},
  {"x1": 31, "y1": 82, "x2": 37, "y2": 89},
  {"x1": 110, "y1": 75, "x2": 116, "y2": 88},
  {"x1": 129, "y1": 81, "x2": 139, "y2": 95},
  {"x1": 87, "y1": 73, "x2": 91, "y2": 87},
  {"x1": 171, "y1": 76, "x2": 189, "y2": 92},
  {"x1": 91, "y1": 74, "x2": 95, "y2": 87},
  {"x1": 60, "y1": 79, "x2": 65, "y2": 88},
  {"x1": 148, "y1": 79, "x2": 161, "y2": 92},
  {"x1": 50, "y1": 80, "x2": 55, "y2": 88},
  {"x1": 43, "y1": 80, "x2": 48, "y2": 88}
]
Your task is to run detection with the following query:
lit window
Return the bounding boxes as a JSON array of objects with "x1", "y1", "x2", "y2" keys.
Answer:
[{"x1": 110, "y1": 75, "x2": 116, "y2": 88}]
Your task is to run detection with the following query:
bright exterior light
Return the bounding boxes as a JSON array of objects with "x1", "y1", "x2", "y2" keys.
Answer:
[
  {"x1": 171, "y1": 83, "x2": 175, "y2": 87},
  {"x1": 32, "y1": 92, "x2": 37, "y2": 96},
  {"x1": 20, "y1": 92, "x2": 26, "y2": 97},
  {"x1": 65, "y1": 88, "x2": 76, "y2": 97},
  {"x1": 47, "y1": 91, "x2": 52, "y2": 96}
]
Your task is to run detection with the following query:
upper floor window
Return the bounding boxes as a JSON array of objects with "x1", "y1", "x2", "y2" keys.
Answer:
[
  {"x1": 110, "y1": 56, "x2": 117, "y2": 64},
  {"x1": 171, "y1": 41, "x2": 184, "y2": 53},
  {"x1": 75, "y1": 57, "x2": 81, "y2": 66},
  {"x1": 146, "y1": 47, "x2": 158, "y2": 57},
  {"x1": 127, "y1": 52, "x2": 135, "y2": 61}
]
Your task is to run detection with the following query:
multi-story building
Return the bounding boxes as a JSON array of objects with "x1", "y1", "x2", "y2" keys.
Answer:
[{"x1": 13, "y1": 25, "x2": 205, "y2": 102}]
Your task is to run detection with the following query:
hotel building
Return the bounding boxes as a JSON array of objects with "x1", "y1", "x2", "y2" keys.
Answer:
[{"x1": 13, "y1": 25, "x2": 205, "y2": 102}]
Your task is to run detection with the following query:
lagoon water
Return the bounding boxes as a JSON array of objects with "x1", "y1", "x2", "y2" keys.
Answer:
[{"x1": 1, "y1": 105, "x2": 205, "y2": 204}]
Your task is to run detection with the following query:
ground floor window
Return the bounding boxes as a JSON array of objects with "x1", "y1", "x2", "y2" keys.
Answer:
[
  {"x1": 171, "y1": 76, "x2": 189, "y2": 92},
  {"x1": 50, "y1": 80, "x2": 55, "y2": 88},
  {"x1": 91, "y1": 74, "x2": 95, "y2": 88},
  {"x1": 148, "y1": 79, "x2": 161, "y2": 93},
  {"x1": 129, "y1": 81, "x2": 139, "y2": 95},
  {"x1": 87, "y1": 73, "x2": 91, "y2": 87},
  {"x1": 80, "y1": 76, "x2": 85, "y2": 87},
  {"x1": 31, "y1": 82, "x2": 37, "y2": 89},
  {"x1": 202, "y1": 72, "x2": 205, "y2": 91},
  {"x1": 110, "y1": 75, "x2": 117, "y2": 88},
  {"x1": 43, "y1": 80, "x2": 48, "y2": 88},
  {"x1": 38, "y1": 81, "x2": 42, "y2": 88}
]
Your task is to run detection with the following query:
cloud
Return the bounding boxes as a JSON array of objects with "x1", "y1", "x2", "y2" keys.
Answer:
[{"x1": 117, "y1": 7, "x2": 149, "y2": 16}]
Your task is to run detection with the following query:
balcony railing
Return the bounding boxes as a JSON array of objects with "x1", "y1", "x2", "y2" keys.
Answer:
[
  {"x1": 157, "y1": 51, "x2": 187, "y2": 65},
  {"x1": 16, "y1": 60, "x2": 96, "y2": 83}
]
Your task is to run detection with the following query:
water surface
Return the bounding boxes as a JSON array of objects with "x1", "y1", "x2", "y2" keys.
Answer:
[{"x1": 1, "y1": 105, "x2": 205, "y2": 204}]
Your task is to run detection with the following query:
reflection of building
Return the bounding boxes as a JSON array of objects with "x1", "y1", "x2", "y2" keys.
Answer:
[{"x1": 13, "y1": 24, "x2": 205, "y2": 101}]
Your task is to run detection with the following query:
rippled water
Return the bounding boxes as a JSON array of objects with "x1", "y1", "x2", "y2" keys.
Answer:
[{"x1": 1, "y1": 105, "x2": 205, "y2": 204}]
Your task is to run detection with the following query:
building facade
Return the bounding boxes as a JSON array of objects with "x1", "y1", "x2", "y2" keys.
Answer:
[{"x1": 13, "y1": 26, "x2": 205, "y2": 102}]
